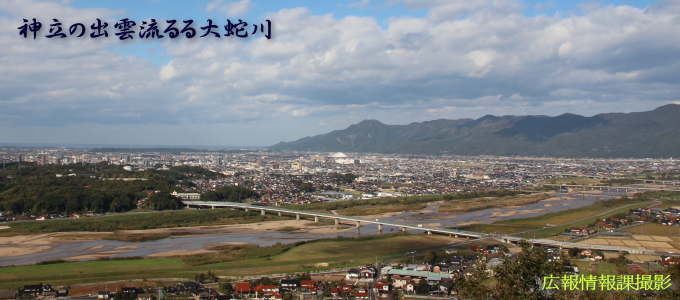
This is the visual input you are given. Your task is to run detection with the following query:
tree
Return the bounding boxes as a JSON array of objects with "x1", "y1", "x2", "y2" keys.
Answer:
[
  {"x1": 0, "y1": 163, "x2": 223, "y2": 215},
  {"x1": 454, "y1": 258, "x2": 491, "y2": 299},
  {"x1": 664, "y1": 263, "x2": 680, "y2": 298},
  {"x1": 195, "y1": 271, "x2": 218, "y2": 283},
  {"x1": 201, "y1": 185, "x2": 258, "y2": 202},
  {"x1": 220, "y1": 282, "x2": 233, "y2": 295},
  {"x1": 608, "y1": 252, "x2": 631, "y2": 266},
  {"x1": 424, "y1": 251, "x2": 439, "y2": 265},
  {"x1": 568, "y1": 247, "x2": 579, "y2": 257},
  {"x1": 415, "y1": 279, "x2": 430, "y2": 295},
  {"x1": 254, "y1": 277, "x2": 274, "y2": 286},
  {"x1": 293, "y1": 272, "x2": 311, "y2": 281},
  {"x1": 297, "y1": 182, "x2": 315, "y2": 193},
  {"x1": 146, "y1": 191, "x2": 182, "y2": 210},
  {"x1": 492, "y1": 242, "x2": 563, "y2": 299},
  {"x1": 332, "y1": 173, "x2": 356, "y2": 184}
]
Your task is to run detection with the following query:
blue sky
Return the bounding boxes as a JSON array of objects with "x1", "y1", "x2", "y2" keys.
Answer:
[{"x1": 1, "y1": 0, "x2": 678, "y2": 146}]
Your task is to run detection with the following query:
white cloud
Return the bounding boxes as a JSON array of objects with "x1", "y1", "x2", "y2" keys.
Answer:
[
  {"x1": 347, "y1": 0, "x2": 371, "y2": 9},
  {"x1": 145, "y1": 2, "x2": 680, "y2": 132},
  {"x1": 159, "y1": 62, "x2": 177, "y2": 81},
  {"x1": 206, "y1": 0, "x2": 252, "y2": 16},
  {"x1": 3, "y1": 0, "x2": 680, "y2": 144}
]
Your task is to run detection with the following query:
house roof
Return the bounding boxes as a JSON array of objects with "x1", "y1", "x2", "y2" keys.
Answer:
[
  {"x1": 256, "y1": 285, "x2": 278, "y2": 290},
  {"x1": 234, "y1": 282, "x2": 251, "y2": 292},
  {"x1": 385, "y1": 269, "x2": 452, "y2": 279}
]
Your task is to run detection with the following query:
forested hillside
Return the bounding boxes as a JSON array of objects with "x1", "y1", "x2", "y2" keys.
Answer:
[{"x1": 0, "y1": 163, "x2": 231, "y2": 214}]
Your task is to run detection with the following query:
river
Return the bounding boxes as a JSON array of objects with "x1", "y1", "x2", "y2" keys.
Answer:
[{"x1": 0, "y1": 190, "x2": 623, "y2": 266}]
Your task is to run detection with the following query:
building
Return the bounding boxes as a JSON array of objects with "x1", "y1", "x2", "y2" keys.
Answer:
[
  {"x1": 171, "y1": 191, "x2": 201, "y2": 201},
  {"x1": 234, "y1": 282, "x2": 252, "y2": 294},
  {"x1": 384, "y1": 268, "x2": 452, "y2": 281},
  {"x1": 279, "y1": 279, "x2": 299, "y2": 291}
]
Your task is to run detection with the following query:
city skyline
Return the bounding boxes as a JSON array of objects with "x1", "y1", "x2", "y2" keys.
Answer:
[{"x1": 2, "y1": 0, "x2": 679, "y2": 146}]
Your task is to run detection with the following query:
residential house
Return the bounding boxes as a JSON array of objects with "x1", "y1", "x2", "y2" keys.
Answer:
[
  {"x1": 279, "y1": 279, "x2": 299, "y2": 291},
  {"x1": 234, "y1": 282, "x2": 252, "y2": 294},
  {"x1": 300, "y1": 280, "x2": 316, "y2": 294}
]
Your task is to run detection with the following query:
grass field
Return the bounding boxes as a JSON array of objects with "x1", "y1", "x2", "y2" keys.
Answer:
[
  {"x1": 330, "y1": 192, "x2": 550, "y2": 215},
  {"x1": 580, "y1": 235, "x2": 680, "y2": 253},
  {"x1": 335, "y1": 203, "x2": 428, "y2": 216},
  {"x1": 656, "y1": 199, "x2": 680, "y2": 209},
  {"x1": 461, "y1": 197, "x2": 652, "y2": 238},
  {"x1": 437, "y1": 192, "x2": 551, "y2": 213},
  {"x1": 573, "y1": 259, "x2": 666, "y2": 274},
  {"x1": 460, "y1": 223, "x2": 538, "y2": 235},
  {"x1": 291, "y1": 190, "x2": 530, "y2": 216},
  {"x1": 573, "y1": 261, "x2": 626, "y2": 275},
  {"x1": 621, "y1": 223, "x2": 680, "y2": 250},
  {"x1": 0, "y1": 209, "x2": 284, "y2": 236},
  {"x1": 622, "y1": 223, "x2": 680, "y2": 236},
  {"x1": 0, "y1": 233, "x2": 455, "y2": 288}
]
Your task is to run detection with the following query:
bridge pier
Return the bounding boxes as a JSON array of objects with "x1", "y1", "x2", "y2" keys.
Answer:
[
  {"x1": 314, "y1": 216, "x2": 319, "y2": 223},
  {"x1": 260, "y1": 209, "x2": 265, "y2": 216},
  {"x1": 278, "y1": 212, "x2": 282, "y2": 217},
  {"x1": 334, "y1": 219, "x2": 339, "y2": 226},
  {"x1": 400, "y1": 227, "x2": 406, "y2": 232},
  {"x1": 355, "y1": 221, "x2": 360, "y2": 228},
  {"x1": 211, "y1": 206, "x2": 215, "y2": 210},
  {"x1": 295, "y1": 214, "x2": 300, "y2": 221},
  {"x1": 377, "y1": 224, "x2": 382, "y2": 233},
  {"x1": 244, "y1": 208, "x2": 249, "y2": 213},
  {"x1": 427, "y1": 231, "x2": 432, "y2": 235}
]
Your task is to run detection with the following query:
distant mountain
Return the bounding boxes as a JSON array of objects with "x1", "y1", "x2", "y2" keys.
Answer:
[{"x1": 270, "y1": 104, "x2": 680, "y2": 158}]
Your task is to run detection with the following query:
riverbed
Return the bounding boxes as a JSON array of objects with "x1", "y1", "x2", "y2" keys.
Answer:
[{"x1": 0, "y1": 190, "x2": 623, "y2": 266}]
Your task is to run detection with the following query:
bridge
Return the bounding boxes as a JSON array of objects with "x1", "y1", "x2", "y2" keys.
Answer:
[
  {"x1": 545, "y1": 184, "x2": 680, "y2": 193},
  {"x1": 182, "y1": 200, "x2": 680, "y2": 257},
  {"x1": 529, "y1": 173, "x2": 680, "y2": 187}
]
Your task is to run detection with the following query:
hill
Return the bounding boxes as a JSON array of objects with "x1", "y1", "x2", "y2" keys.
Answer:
[{"x1": 271, "y1": 104, "x2": 680, "y2": 158}]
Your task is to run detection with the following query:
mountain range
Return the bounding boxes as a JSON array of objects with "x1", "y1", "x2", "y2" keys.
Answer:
[{"x1": 271, "y1": 104, "x2": 680, "y2": 158}]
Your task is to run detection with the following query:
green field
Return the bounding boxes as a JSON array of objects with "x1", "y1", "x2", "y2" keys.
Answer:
[
  {"x1": 0, "y1": 233, "x2": 455, "y2": 288},
  {"x1": 290, "y1": 190, "x2": 528, "y2": 216},
  {"x1": 573, "y1": 261, "x2": 626, "y2": 275},
  {"x1": 1, "y1": 208, "x2": 284, "y2": 236}
]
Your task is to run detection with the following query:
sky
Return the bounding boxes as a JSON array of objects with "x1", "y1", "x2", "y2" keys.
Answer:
[{"x1": 1, "y1": 0, "x2": 679, "y2": 147}]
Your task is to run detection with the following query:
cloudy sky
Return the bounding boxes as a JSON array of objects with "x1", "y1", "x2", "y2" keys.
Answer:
[{"x1": 1, "y1": 0, "x2": 679, "y2": 146}]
